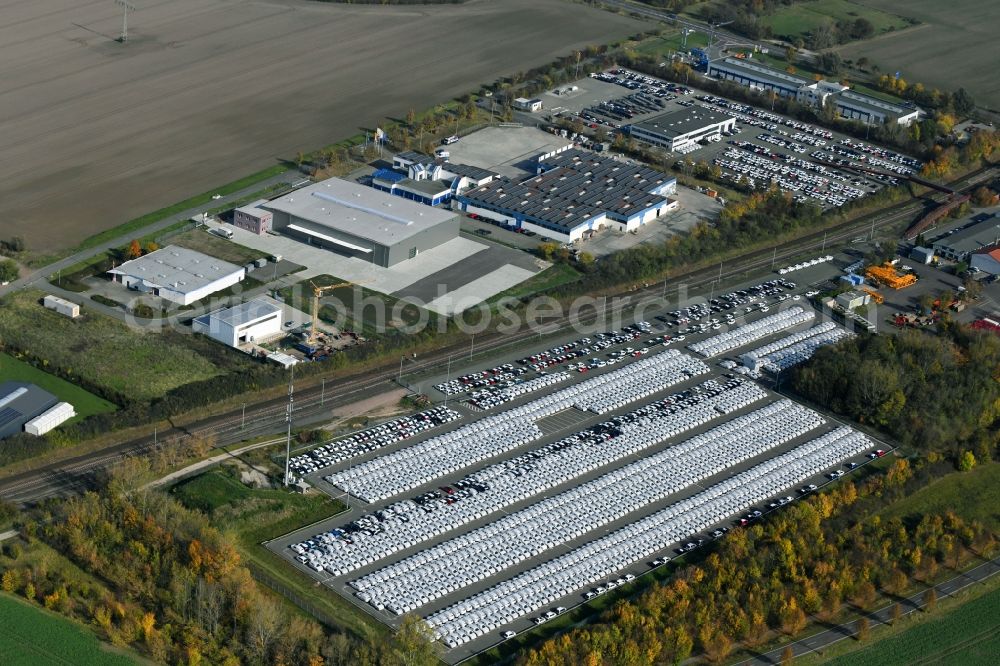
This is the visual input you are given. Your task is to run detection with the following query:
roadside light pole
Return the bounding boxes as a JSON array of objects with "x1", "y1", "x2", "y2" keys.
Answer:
[{"x1": 283, "y1": 366, "x2": 295, "y2": 487}]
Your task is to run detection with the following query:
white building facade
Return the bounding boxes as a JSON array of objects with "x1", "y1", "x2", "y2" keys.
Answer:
[
  {"x1": 108, "y1": 246, "x2": 246, "y2": 306},
  {"x1": 192, "y1": 299, "x2": 283, "y2": 348}
]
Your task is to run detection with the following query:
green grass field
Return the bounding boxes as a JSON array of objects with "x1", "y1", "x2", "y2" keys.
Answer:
[
  {"x1": 633, "y1": 29, "x2": 710, "y2": 59},
  {"x1": 168, "y1": 228, "x2": 268, "y2": 266},
  {"x1": 820, "y1": 583, "x2": 1000, "y2": 666},
  {"x1": 762, "y1": 0, "x2": 909, "y2": 40},
  {"x1": 880, "y1": 462, "x2": 1000, "y2": 531},
  {"x1": 0, "y1": 593, "x2": 142, "y2": 665},
  {"x1": 489, "y1": 262, "x2": 582, "y2": 302},
  {"x1": 0, "y1": 352, "x2": 117, "y2": 421},
  {"x1": 0, "y1": 290, "x2": 222, "y2": 401}
]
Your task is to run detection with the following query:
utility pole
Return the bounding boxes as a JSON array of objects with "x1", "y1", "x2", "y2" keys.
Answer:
[
  {"x1": 398, "y1": 356, "x2": 404, "y2": 385},
  {"x1": 470, "y1": 334, "x2": 475, "y2": 359},
  {"x1": 771, "y1": 246, "x2": 777, "y2": 270},
  {"x1": 321, "y1": 378, "x2": 326, "y2": 405},
  {"x1": 241, "y1": 403, "x2": 246, "y2": 430},
  {"x1": 283, "y1": 366, "x2": 295, "y2": 487},
  {"x1": 115, "y1": 0, "x2": 135, "y2": 43},
  {"x1": 821, "y1": 231, "x2": 827, "y2": 252},
  {"x1": 443, "y1": 356, "x2": 453, "y2": 408}
]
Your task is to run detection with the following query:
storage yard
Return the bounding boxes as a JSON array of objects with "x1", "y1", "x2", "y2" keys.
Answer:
[
  {"x1": 0, "y1": 0, "x2": 644, "y2": 251},
  {"x1": 269, "y1": 277, "x2": 886, "y2": 662},
  {"x1": 550, "y1": 69, "x2": 922, "y2": 209}
]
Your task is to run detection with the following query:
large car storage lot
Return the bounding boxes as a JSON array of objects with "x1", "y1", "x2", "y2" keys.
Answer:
[
  {"x1": 548, "y1": 69, "x2": 921, "y2": 210},
  {"x1": 268, "y1": 280, "x2": 888, "y2": 662}
]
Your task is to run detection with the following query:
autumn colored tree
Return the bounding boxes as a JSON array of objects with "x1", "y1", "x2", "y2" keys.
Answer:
[
  {"x1": 855, "y1": 617, "x2": 870, "y2": 642},
  {"x1": 923, "y1": 588, "x2": 938, "y2": 612},
  {"x1": 890, "y1": 603, "x2": 903, "y2": 626},
  {"x1": 126, "y1": 239, "x2": 142, "y2": 260},
  {"x1": 781, "y1": 645, "x2": 795, "y2": 665}
]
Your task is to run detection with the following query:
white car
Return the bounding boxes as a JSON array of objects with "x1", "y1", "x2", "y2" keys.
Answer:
[{"x1": 502, "y1": 631, "x2": 516, "y2": 639}]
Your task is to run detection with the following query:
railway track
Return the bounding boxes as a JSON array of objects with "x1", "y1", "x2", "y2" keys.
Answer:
[{"x1": 2, "y1": 164, "x2": 994, "y2": 505}]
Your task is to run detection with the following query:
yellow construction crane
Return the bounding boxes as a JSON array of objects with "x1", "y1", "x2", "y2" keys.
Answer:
[{"x1": 308, "y1": 280, "x2": 365, "y2": 345}]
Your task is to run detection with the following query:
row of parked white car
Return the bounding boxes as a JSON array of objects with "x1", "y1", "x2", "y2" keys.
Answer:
[
  {"x1": 287, "y1": 406, "x2": 461, "y2": 477},
  {"x1": 759, "y1": 327, "x2": 854, "y2": 373},
  {"x1": 689, "y1": 306, "x2": 815, "y2": 358},
  {"x1": 354, "y1": 399, "x2": 820, "y2": 617},
  {"x1": 424, "y1": 425, "x2": 874, "y2": 647},
  {"x1": 715, "y1": 148, "x2": 866, "y2": 208},
  {"x1": 325, "y1": 351, "x2": 709, "y2": 502},
  {"x1": 291, "y1": 379, "x2": 766, "y2": 578},
  {"x1": 744, "y1": 321, "x2": 840, "y2": 359},
  {"x1": 466, "y1": 372, "x2": 571, "y2": 411}
]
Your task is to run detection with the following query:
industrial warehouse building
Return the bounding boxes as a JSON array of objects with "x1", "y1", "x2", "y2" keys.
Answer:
[
  {"x1": 455, "y1": 148, "x2": 678, "y2": 243},
  {"x1": 971, "y1": 248, "x2": 1000, "y2": 276},
  {"x1": 262, "y1": 178, "x2": 459, "y2": 267},
  {"x1": 708, "y1": 57, "x2": 920, "y2": 126},
  {"x1": 627, "y1": 107, "x2": 736, "y2": 152},
  {"x1": 371, "y1": 152, "x2": 498, "y2": 206},
  {"x1": 193, "y1": 299, "x2": 284, "y2": 348},
  {"x1": 108, "y1": 246, "x2": 246, "y2": 306},
  {"x1": 0, "y1": 381, "x2": 74, "y2": 439},
  {"x1": 932, "y1": 218, "x2": 1000, "y2": 262}
]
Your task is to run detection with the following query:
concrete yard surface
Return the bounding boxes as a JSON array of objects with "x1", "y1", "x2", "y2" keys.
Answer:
[
  {"x1": 208, "y1": 220, "x2": 547, "y2": 314},
  {"x1": 442, "y1": 127, "x2": 575, "y2": 179},
  {"x1": 0, "y1": 0, "x2": 644, "y2": 252}
]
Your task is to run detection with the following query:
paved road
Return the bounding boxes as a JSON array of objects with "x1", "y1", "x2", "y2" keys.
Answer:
[
  {"x1": 735, "y1": 556, "x2": 1000, "y2": 665},
  {"x1": 0, "y1": 170, "x2": 299, "y2": 299}
]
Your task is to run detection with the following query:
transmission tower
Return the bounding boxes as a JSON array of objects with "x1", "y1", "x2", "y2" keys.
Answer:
[{"x1": 116, "y1": 0, "x2": 135, "y2": 43}]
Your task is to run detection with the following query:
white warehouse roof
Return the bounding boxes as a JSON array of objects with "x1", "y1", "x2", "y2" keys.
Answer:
[
  {"x1": 262, "y1": 177, "x2": 456, "y2": 246},
  {"x1": 24, "y1": 402, "x2": 75, "y2": 436},
  {"x1": 108, "y1": 246, "x2": 243, "y2": 295},
  {"x1": 204, "y1": 299, "x2": 282, "y2": 327}
]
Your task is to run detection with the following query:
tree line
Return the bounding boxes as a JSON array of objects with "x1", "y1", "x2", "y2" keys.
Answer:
[
  {"x1": 792, "y1": 326, "x2": 1000, "y2": 463},
  {"x1": 0, "y1": 461, "x2": 439, "y2": 666},
  {"x1": 520, "y1": 461, "x2": 996, "y2": 666}
]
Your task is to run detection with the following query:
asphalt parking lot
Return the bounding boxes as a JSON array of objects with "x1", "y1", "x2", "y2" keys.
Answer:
[
  {"x1": 264, "y1": 270, "x2": 891, "y2": 662},
  {"x1": 546, "y1": 69, "x2": 920, "y2": 211}
]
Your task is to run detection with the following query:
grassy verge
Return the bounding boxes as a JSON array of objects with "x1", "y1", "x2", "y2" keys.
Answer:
[
  {"x1": 879, "y1": 461, "x2": 1000, "y2": 532},
  {"x1": 168, "y1": 228, "x2": 268, "y2": 266},
  {"x1": 0, "y1": 540, "x2": 150, "y2": 665},
  {"x1": 632, "y1": 29, "x2": 710, "y2": 58},
  {"x1": 761, "y1": 0, "x2": 911, "y2": 41},
  {"x1": 0, "y1": 352, "x2": 117, "y2": 421},
  {"x1": 489, "y1": 263, "x2": 582, "y2": 302},
  {"x1": 0, "y1": 290, "x2": 222, "y2": 401},
  {"x1": 801, "y1": 573, "x2": 1000, "y2": 665},
  {"x1": 74, "y1": 166, "x2": 287, "y2": 253},
  {"x1": 169, "y1": 465, "x2": 382, "y2": 639},
  {"x1": 0, "y1": 593, "x2": 145, "y2": 666}
]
